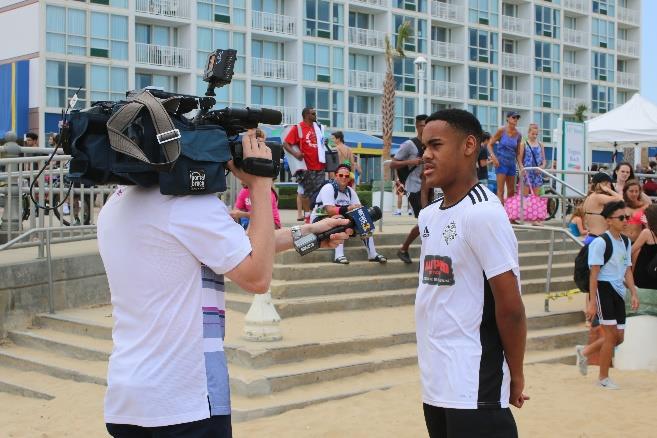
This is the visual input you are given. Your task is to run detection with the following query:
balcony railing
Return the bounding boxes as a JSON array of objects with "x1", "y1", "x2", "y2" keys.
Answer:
[
  {"x1": 135, "y1": 0, "x2": 191, "y2": 19},
  {"x1": 502, "y1": 90, "x2": 530, "y2": 108},
  {"x1": 251, "y1": 11, "x2": 296, "y2": 36},
  {"x1": 562, "y1": 97, "x2": 583, "y2": 113},
  {"x1": 501, "y1": 53, "x2": 531, "y2": 73},
  {"x1": 502, "y1": 15, "x2": 530, "y2": 35},
  {"x1": 617, "y1": 39, "x2": 639, "y2": 57},
  {"x1": 430, "y1": 80, "x2": 462, "y2": 100},
  {"x1": 563, "y1": 28, "x2": 588, "y2": 47},
  {"x1": 348, "y1": 113, "x2": 382, "y2": 132},
  {"x1": 135, "y1": 43, "x2": 191, "y2": 69},
  {"x1": 348, "y1": 70, "x2": 384, "y2": 91},
  {"x1": 431, "y1": 1, "x2": 464, "y2": 22},
  {"x1": 350, "y1": 0, "x2": 389, "y2": 8},
  {"x1": 618, "y1": 7, "x2": 640, "y2": 25},
  {"x1": 430, "y1": 41, "x2": 465, "y2": 62},
  {"x1": 251, "y1": 58, "x2": 297, "y2": 81},
  {"x1": 563, "y1": 0, "x2": 589, "y2": 14},
  {"x1": 348, "y1": 27, "x2": 386, "y2": 50},
  {"x1": 617, "y1": 72, "x2": 639, "y2": 89},
  {"x1": 563, "y1": 62, "x2": 588, "y2": 81}
]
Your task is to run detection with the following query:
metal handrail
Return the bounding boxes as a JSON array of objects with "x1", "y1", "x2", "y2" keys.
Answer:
[{"x1": 513, "y1": 224, "x2": 583, "y2": 312}]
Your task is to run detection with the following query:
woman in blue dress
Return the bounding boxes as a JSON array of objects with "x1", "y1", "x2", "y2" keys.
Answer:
[
  {"x1": 518, "y1": 123, "x2": 546, "y2": 194},
  {"x1": 488, "y1": 111, "x2": 523, "y2": 204}
]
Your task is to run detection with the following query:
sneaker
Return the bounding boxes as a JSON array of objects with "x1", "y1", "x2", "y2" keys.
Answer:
[
  {"x1": 393, "y1": 209, "x2": 402, "y2": 216},
  {"x1": 407, "y1": 209, "x2": 414, "y2": 216},
  {"x1": 575, "y1": 345, "x2": 588, "y2": 376},
  {"x1": 397, "y1": 250, "x2": 412, "y2": 264},
  {"x1": 598, "y1": 377, "x2": 619, "y2": 390}
]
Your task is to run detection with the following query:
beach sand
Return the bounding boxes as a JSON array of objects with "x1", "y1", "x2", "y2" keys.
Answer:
[{"x1": 2, "y1": 363, "x2": 656, "y2": 438}]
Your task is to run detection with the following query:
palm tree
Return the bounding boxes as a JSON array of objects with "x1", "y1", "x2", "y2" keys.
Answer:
[
  {"x1": 573, "y1": 104, "x2": 588, "y2": 123},
  {"x1": 381, "y1": 21, "x2": 413, "y2": 166}
]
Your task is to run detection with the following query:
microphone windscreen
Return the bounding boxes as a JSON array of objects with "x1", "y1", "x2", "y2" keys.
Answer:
[
  {"x1": 257, "y1": 108, "x2": 282, "y2": 125},
  {"x1": 368, "y1": 206, "x2": 383, "y2": 222}
]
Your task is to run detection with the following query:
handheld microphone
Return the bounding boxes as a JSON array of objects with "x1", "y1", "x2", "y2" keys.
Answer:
[{"x1": 293, "y1": 206, "x2": 382, "y2": 256}]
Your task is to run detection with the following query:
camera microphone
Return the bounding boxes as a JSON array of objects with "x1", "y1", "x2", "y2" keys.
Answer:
[
  {"x1": 293, "y1": 206, "x2": 382, "y2": 256},
  {"x1": 216, "y1": 107, "x2": 282, "y2": 126}
]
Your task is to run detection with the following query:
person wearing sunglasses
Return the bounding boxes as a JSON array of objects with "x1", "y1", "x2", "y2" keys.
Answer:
[
  {"x1": 310, "y1": 163, "x2": 386, "y2": 264},
  {"x1": 487, "y1": 111, "x2": 523, "y2": 207},
  {"x1": 577, "y1": 200, "x2": 640, "y2": 390}
]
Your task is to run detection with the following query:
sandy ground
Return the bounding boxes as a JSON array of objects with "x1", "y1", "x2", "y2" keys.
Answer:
[{"x1": 2, "y1": 363, "x2": 656, "y2": 438}]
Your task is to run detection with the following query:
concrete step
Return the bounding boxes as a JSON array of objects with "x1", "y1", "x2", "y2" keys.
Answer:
[
  {"x1": 272, "y1": 259, "x2": 418, "y2": 281},
  {"x1": 0, "y1": 344, "x2": 107, "y2": 386},
  {"x1": 7, "y1": 328, "x2": 112, "y2": 361},
  {"x1": 520, "y1": 263, "x2": 573, "y2": 280},
  {"x1": 519, "y1": 250, "x2": 579, "y2": 266},
  {"x1": 522, "y1": 275, "x2": 576, "y2": 294},
  {"x1": 526, "y1": 325, "x2": 588, "y2": 351},
  {"x1": 0, "y1": 365, "x2": 82, "y2": 400},
  {"x1": 34, "y1": 312, "x2": 112, "y2": 340}
]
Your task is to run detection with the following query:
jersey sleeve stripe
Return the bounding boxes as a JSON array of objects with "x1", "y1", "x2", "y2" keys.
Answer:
[
  {"x1": 472, "y1": 187, "x2": 483, "y2": 203},
  {"x1": 467, "y1": 192, "x2": 477, "y2": 205},
  {"x1": 476, "y1": 185, "x2": 489, "y2": 201}
]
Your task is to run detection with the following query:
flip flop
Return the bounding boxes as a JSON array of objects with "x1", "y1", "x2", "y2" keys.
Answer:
[
  {"x1": 369, "y1": 254, "x2": 387, "y2": 264},
  {"x1": 334, "y1": 256, "x2": 349, "y2": 264}
]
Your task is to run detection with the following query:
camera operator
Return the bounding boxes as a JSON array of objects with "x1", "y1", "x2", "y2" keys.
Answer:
[{"x1": 98, "y1": 130, "x2": 352, "y2": 437}]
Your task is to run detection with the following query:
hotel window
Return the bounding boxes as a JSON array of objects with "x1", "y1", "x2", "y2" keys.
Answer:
[
  {"x1": 74, "y1": 0, "x2": 127, "y2": 6},
  {"x1": 393, "y1": 0, "x2": 427, "y2": 13},
  {"x1": 395, "y1": 97, "x2": 416, "y2": 133},
  {"x1": 46, "y1": 61, "x2": 87, "y2": 108},
  {"x1": 349, "y1": 11, "x2": 372, "y2": 29},
  {"x1": 592, "y1": 18, "x2": 615, "y2": 49},
  {"x1": 535, "y1": 5, "x2": 560, "y2": 39},
  {"x1": 253, "y1": 0, "x2": 283, "y2": 13},
  {"x1": 393, "y1": 15, "x2": 427, "y2": 54},
  {"x1": 304, "y1": 88, "x2": 344, "y2": 128},
  {"x1": 251, "y1": 85, "x2": 285, "y2": 107},
  {"x1": 89, "y1": 65, "x2": 127, "y2": 102},
  {"x1": 468, "y1": 105, "x2": 498, "y2": 135},
  {"x1": 535, "y1": 41, "x2": 560, "y2": 74},
  {"x1": 138, "y1": 74, "x2": 178, "y2": 93},
  {"x1": 394, "y1": 58, "x2": 416, "y2": 92},
  {"x1": 592, "y1": 85, "x2": 614, "y2": 113},
  {"x1": 305, "y1": 0, "x2": 344, "y2": 41},
  {"x1": 303, "y1": 44, "x2": 344, "y2": 85},
  {"x1": 534, "y1": 112, "x2": 559, "y2": 143},
  {"x1": 198, "y1": 0, "x2": 246, "y2": 25},
  {"x1": 196, "y1": 76, "x2": 245, "y2": 108},
  {"x1": 252, "y1": 40, "x2": 284, "y2": 60},
  {"x1": 45, "y1": 6, "x2": 86, "y2": 56},
  {"x1": 592, "y1": 52, "x2": 615, "y2": 82},
  {"x1": 197, "y1": 28, "x2": 245, "y2": 73},
  {"x1": 468, "y1": 67, "x2": 498, "y2": 102},
  {"x1": 534, "y1": 77, "x2": 560, "y2": 109},
  {"x1": 617, "y1": 90, "x2": 629, "y2": 105},
  {"x1": 349, "y1": 95, "x2": 375, "y2": 114},
  {"x1": 349, "y1": 54, "x2": 374, "y2": 71},
  {"x1": 469, "y1": 29, "x2": 498, "y2": 64},
  {"x1": 593, "y1": 0, "x2": 615, "y2": 17},
  {"x1": 89, "y1": 13, "x2": 128, "y2": 59},
  {"x1": 469, "y1": 0, "x2": 499, "y2": 27}
]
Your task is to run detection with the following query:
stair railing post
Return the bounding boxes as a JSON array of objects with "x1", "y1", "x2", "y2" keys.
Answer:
[
  {"x1": 46, "y1": 228, "x2": 55, "y2": 314},
  {"x1": 544, "y1": 229, "x2": 555, "y2": 313}
]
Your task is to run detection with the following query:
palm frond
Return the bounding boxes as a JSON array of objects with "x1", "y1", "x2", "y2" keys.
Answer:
[{"x1": 395, "y1": 21, "x2": 413, "y2": 58}]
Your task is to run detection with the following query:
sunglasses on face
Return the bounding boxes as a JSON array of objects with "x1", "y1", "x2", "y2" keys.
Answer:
[
  {"x1": 336, "y1": 174, "x2": 350, "y2": 178},
  {"x1": 610, "y1": 215, "x2": 630, "y2": 221},
  {"x1": 510, "y1": 115, "x2": 520, "y2": 119}
]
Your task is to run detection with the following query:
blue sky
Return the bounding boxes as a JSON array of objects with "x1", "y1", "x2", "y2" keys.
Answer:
[{"x1": 641, "y1": 2, "x2": 657, "y2": 104}]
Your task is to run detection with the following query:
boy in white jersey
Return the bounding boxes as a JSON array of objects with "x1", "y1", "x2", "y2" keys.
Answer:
[
  {"x1": 416, "y1": 109, "x2": 528, "y2": 438},
  {"x1": 99, "y1": 131, "x2": 352, "y2": 438}
]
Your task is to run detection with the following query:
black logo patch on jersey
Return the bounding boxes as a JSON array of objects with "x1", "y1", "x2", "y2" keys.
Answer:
[
  {"x1": 442, "y1": 220, "x2": 457, "y2": 245},
  {"x1": 422, "y1": 255, "x2": 455, "y2": 286},
  {"x1": 422, "y1": 226, "x2": 430, "y2": 238}
]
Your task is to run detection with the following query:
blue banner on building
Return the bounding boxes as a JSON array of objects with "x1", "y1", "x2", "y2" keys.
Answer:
[{"x1": 0, "y1": 60, "x2": 30, "y2": 139}]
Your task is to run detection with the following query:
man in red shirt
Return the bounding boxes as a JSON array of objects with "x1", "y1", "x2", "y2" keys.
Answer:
[{"x1": 283, "y1": 107, "x2": 327, "y2": 219}]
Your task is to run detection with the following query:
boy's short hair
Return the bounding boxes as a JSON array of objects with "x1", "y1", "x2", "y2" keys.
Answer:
[
  {"x1": 415, "y1": 114, "x2": 428, "y2": 123},
  {"x1": 332, "y1": 131, "x2": 344, "y2": 142},
  {"x1": 425, "y1": 109, "x2": 484, "y2": 145},
  {"x1": 25, "y1": 132, "x2": 38, "y2": 141},
  {"x1": 601, "y1": 200, "x2": 626, "y2": 219}
]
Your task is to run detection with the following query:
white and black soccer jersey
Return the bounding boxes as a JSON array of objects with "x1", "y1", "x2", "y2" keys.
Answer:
[{"x1": 415, "y1": 184, "x2": 521, "y2": 410}]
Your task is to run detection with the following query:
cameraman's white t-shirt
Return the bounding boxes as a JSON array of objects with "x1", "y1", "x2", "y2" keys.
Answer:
[{"x1": 97, "y1": 186, "x2": 252, "y2": 427}]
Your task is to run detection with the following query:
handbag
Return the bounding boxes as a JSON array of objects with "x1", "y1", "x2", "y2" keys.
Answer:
[{"x1": 504, "y1": 187, "x2": 548, "y2": 222}]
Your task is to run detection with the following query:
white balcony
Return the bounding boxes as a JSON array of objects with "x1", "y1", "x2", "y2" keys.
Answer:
[
  {"x1": 251, "y1": 11, "x2": 296, "y2": 37},
  {"x1": 348, "y1": 27, "x2": 386, "y2": 50},
  {"x1": 430, "y1": 81, "x2": 462, "y2": 100},
  {"x1": 562, "y1": 97, "x2": 583, "y2": 113},
  {"x1": 135, "y1": 43, "x2": 191, "y2": 69},
  {"x1": 430, "y1": 1, "x2": 464, "y2": 23},
  {"x1": 251, "y1": 58, "x2": 297, "y2": 81},
  {"x1": 430, "y1": 41, "x2": 465, "y2": 62},
  {"x1": 501, "y1": 53, "x2": 531, "y2": 73},
  {"x1": 563, "y1": 0, "x2": 589, "y2": 14},
  {"x1": 617, "y1": 72, "x2": 639, "y2": 89},
  {"x1": 618, "y1": 39, "x2": 640, "y2": 57},
  {"x1": 502, "y1": 15, "x2": 530, "y2": 35},
  {"x1": 502, "y1": 90, "x2": 530, "y2": 108},
  {"x1": 563, "y1": 28, "x2": 588, "y2": 47},
  {"x1": 348, "y1": 70, "x2": 384, "y2": 91},
  {"x1": 350, "y1": 0, "x2": 389, "y2": 9},
  {"x1": 135, "y1": 0, "x2": 191, "y2": 19},
  {"x1": 348, "y1": 113, "x2": 382, "y2": 132},
  {"x1": 618, "y1": 7, "x2": 640, "y2": 26},
  {"x1": 563, "y1": 62, "x2": 588, "y2": 81}
]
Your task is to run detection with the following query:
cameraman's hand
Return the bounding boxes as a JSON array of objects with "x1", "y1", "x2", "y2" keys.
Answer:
[
  {"x1": 307, "y1": 217, "x2": 353, "y2": 249},
  {"x1": 227, "y1": 129, "x2": 272, "y2": 187}
]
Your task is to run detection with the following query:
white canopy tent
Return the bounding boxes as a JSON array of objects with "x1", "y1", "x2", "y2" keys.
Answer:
[{"x1": 587, "y1": 93, "x2": 657, "y2": 145}]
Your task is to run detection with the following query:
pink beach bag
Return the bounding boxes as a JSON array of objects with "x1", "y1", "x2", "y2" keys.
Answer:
[{"x1": 504, "y1": 188, "x2": 548, "y2": 222}]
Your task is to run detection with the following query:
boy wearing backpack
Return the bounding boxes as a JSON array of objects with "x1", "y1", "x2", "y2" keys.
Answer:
[{"x1": 575, "y1": 200, "x2": 640, "y2": 389}]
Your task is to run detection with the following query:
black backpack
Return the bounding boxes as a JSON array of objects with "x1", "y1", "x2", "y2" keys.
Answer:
[
  {"x1": 395, "y1": 137, "x2": 423, "y2": 184},
  {"x1": 573, "y1": 233, "x2": 630, "y2": 292}
]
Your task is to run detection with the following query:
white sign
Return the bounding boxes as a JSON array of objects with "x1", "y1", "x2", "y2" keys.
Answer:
[{"x1": 562, "y1": 121, "x2": 587, "y2": 196}]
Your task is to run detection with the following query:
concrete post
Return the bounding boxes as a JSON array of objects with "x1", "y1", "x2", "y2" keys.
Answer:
[
  {"x1": 0, "y1": 132, "x2": 23, "y2": 244},
  {"x1": 242, "y1": 290, "x2": 282, "y2": 342}
]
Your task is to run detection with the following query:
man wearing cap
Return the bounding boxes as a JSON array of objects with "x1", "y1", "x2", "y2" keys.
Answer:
[
  {"x1": 582, "y1": 172, "x2": 624, "y2": 245},
  {"x1": 488, "y1": 112, "x2": 523, "y2": 205}
]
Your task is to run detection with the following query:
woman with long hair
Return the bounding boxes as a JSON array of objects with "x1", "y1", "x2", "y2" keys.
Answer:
[
  {"x1": 612, "y1": 161, "x2": 635, "y2": 193},
  {"x1": 623, "y1": 179, "x2": 651, "y2": 242},
  {"x1": 631, "y1": 204, "x2": 657, "y2": 307},
  {"x1": 518, "y1": 123, "x2": 546, "y2": 194},
  {"x1": 488, "y1": 111, "x2": 523, "y2": 205},
  {"x1": 568, "y1": 201, "x2": 588, "y2": 240}
]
